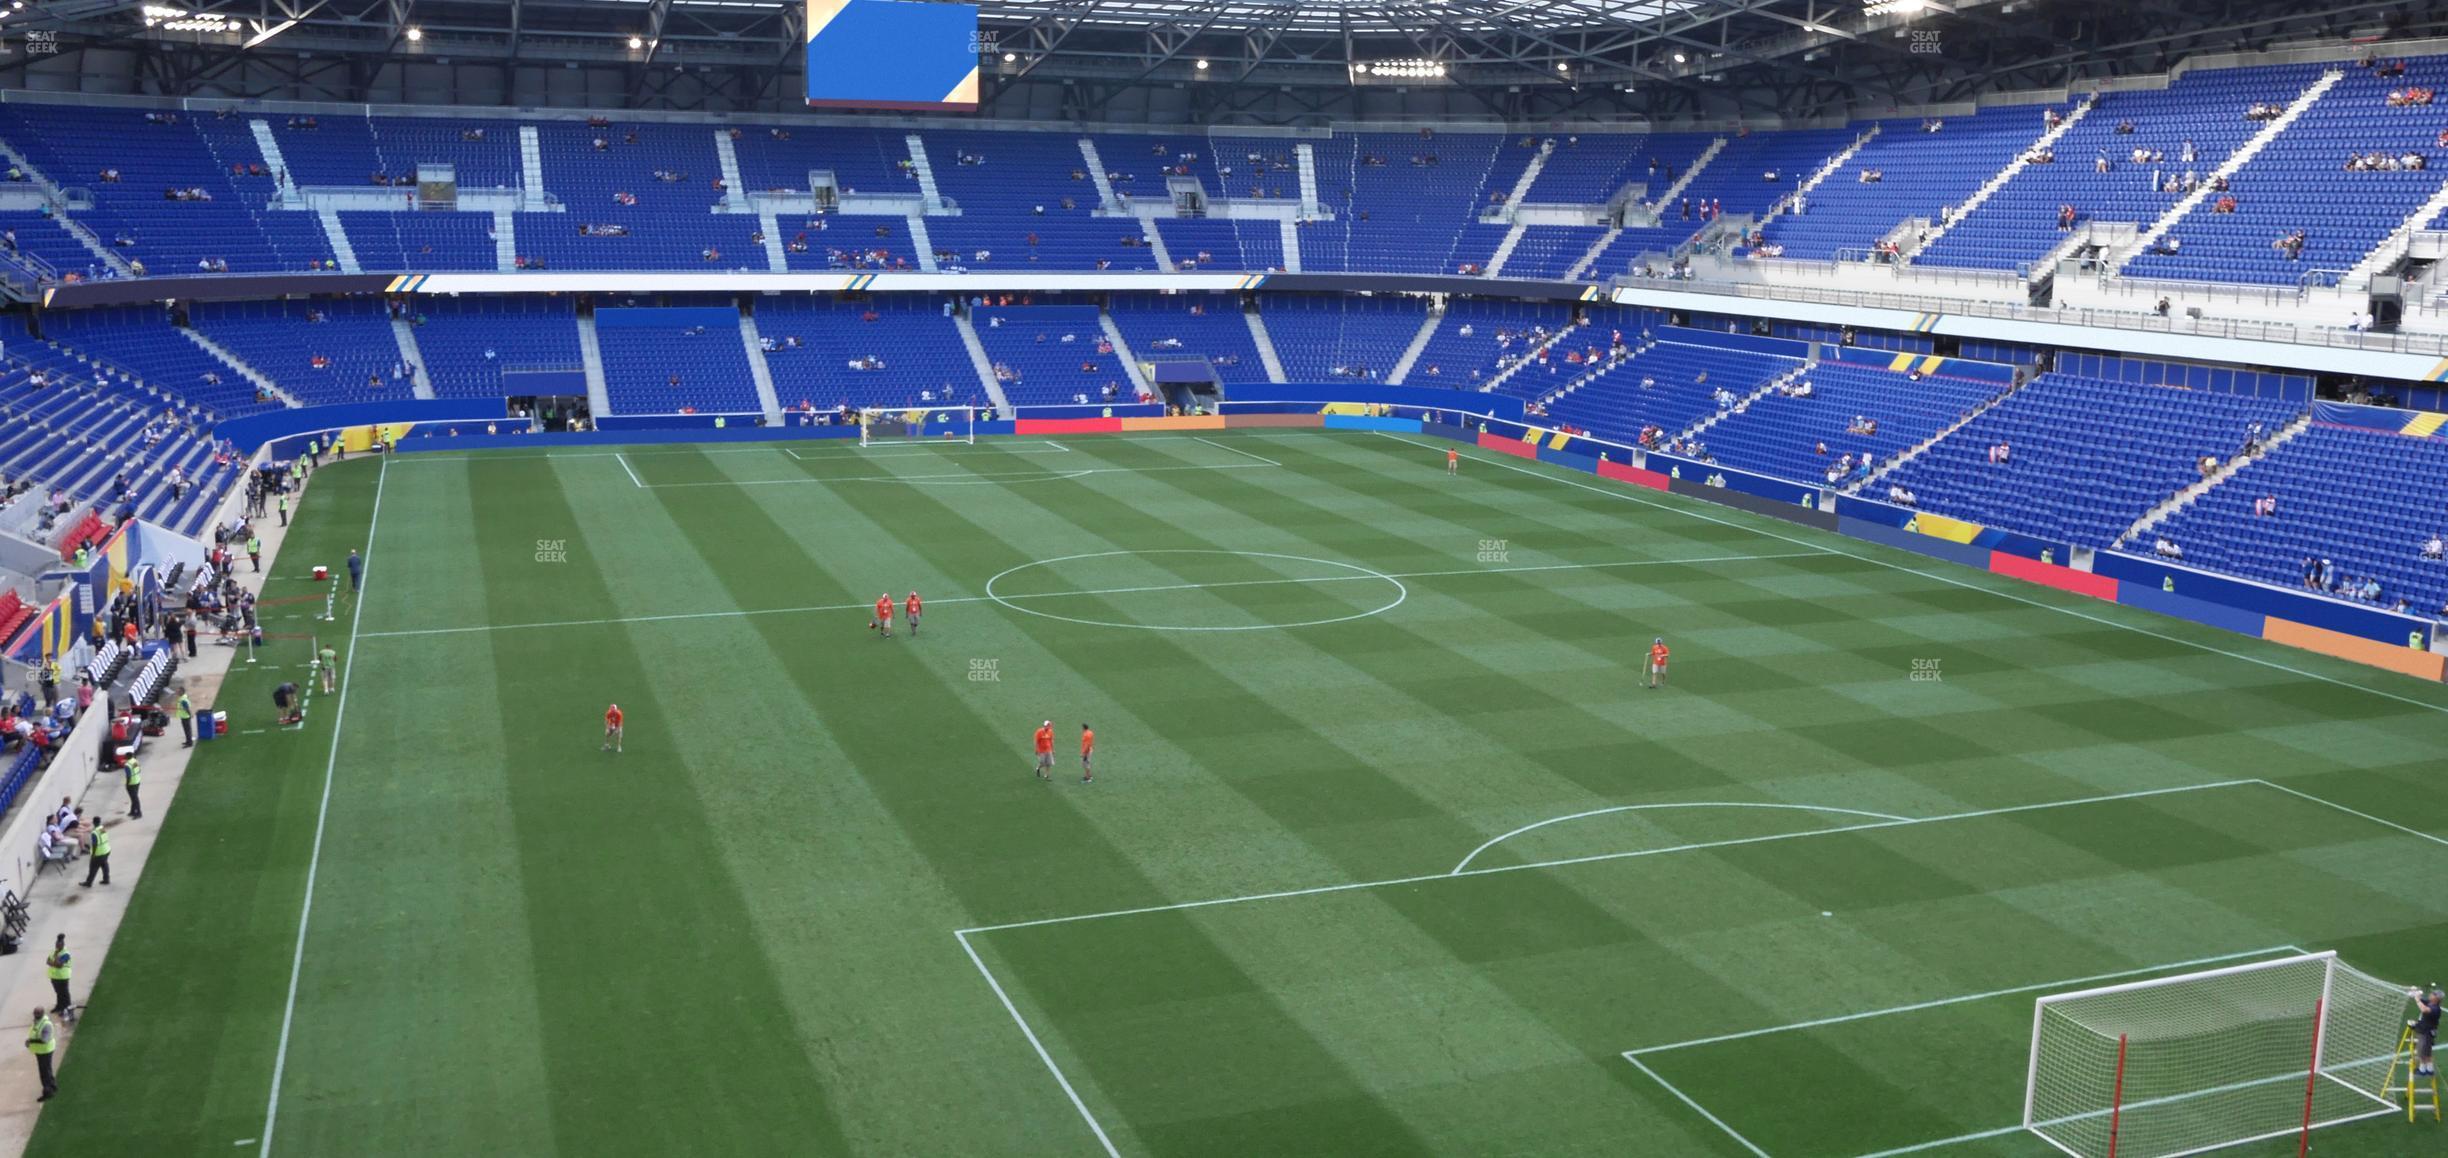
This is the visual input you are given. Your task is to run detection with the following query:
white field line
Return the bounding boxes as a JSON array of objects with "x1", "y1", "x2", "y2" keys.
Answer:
[
  {"x1": 391, "y1": 442, "x2": 1073, "y2": 463},
  {"x1": 1623, "y1": 944, "x2": 2307, "y2": 1158},
  {"x1": 2250, "y1": 778, "x2": 2448, "y2": 850},
  {"x1": 638, "y1": 462, "x2": 1273, "y2": 488},
  {"x1": 957, "y1": 780, "x2": 2257, "y2": 937},
  {"x1": 614, "y1": 452, "x2": 644, "y2": 489},
  {"x1": 1451, "y1": 801, "x2": 1911, "y2": 875},
  {"x1": 259, "y1": 454, "x2": 387, "y2": 1158},
  {"x1": 1374, "y1": 432, "x2": 2448, "y2": 720},
  {"x1": 785, "y1": 442, "x2": 1075, "y2": 461},
  {"x1": 1624, "y1": 945, "x2": 2305, "y2": 1057},
  {"x1": 955, "y1": 930, "x2": 1123, "y2": 1158},
  {"x1": 1626, "y1": 1054, "x2": 1771, "y2": 1158},
  {"x1": 1192, "y1": 435, "x2": 1281, "y2": 466},
  {"x1": 356, "y1": 551, "x2": 1821, "y2": 640}
]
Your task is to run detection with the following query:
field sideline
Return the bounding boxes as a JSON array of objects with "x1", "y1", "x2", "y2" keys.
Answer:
[{"x1": 25, "y1": 429, "x2": 2448, "y2": 1158}]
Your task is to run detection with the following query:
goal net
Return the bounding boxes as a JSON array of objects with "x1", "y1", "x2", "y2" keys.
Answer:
[
  {"x1": 2024, "y1": 951, "x2": 2408, "y2": 1158},
  {"x1": 859, "y1": 406, "x2": 978, "y2": 446}
]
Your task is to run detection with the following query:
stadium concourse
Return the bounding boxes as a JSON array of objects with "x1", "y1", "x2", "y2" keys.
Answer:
[{"x1": 9, "y1": 5, "x2": 2448, "y2": 1156}]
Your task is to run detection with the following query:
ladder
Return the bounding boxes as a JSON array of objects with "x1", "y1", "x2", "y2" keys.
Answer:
[{"x1": 2386, "y1": 1021, "x2": 2441, "y2": 1122}]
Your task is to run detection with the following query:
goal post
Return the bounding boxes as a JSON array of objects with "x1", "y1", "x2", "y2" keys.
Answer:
[
  {"x1": 858, "y1": 405, "x2": 977, "y2": 446},
  {"x1": 2024, "y1": 951, "x2": 2409, "y2": 1158}
]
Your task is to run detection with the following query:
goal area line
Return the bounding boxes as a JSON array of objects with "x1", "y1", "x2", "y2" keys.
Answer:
[
  {"x1": 1623, "y1": 946, "x2": 2415, "y2": 1158},
  {"x1": 953, "y1": 778, "x2": 2443, "y2": 1158}
]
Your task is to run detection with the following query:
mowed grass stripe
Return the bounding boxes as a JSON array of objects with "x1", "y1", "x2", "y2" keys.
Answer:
[
  {"x1": 266, "y1": 461, "x2": 560, "y2": 1158},
  {"x1": 551, "y1": 449, "x2": 1085, "y2": 1154},
  {"x1": 643, "y1": 446, "x2": 1447, "y2": 1155},
  {"x1": 653, "y1": 447, "x2": 1412, "y2": 1152},
  {"x1": 941, "y1": 442, "x2": 1828, "y2": 1153},
  {"x1": 22, "y1": 462, "x2": 385, "y2": 1157},
  {"x1": 464, "y1": 455, "x2": 852, "y2": 1156}
]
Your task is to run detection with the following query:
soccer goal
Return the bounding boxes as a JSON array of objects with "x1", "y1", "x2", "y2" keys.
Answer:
[
  {"x1": 859, "y1": 406, "x2": 979, "y2": 446},
  {"x1": 2024, "y1": 951, "x2": 2409, "y2": 1158}
]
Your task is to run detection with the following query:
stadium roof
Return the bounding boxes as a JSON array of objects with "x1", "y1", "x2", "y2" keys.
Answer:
[{"x1": 0, "y1": 0, "x2": 2435, "y2": 122}]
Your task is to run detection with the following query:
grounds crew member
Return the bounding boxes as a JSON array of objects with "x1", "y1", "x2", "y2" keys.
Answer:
[
  {"x1": 79, "y1": 820, "x2": 110, "y2": 887},
  {"x1": 122, "y1": 755, "x2": 143, "y2": 820},
  {"x1": 176, "y1": 688, "x2": 195, "y2": 747},
  {"x1": 27, "y1": 1006, "x2": 56, "y2": 1100},
  {"x1": 44, "y1": 936, "x2": 72, "y2": 1021}
]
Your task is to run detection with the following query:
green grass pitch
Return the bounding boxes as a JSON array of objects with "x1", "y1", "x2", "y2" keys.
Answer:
[{"x1": 30, "y1": 430, "x2": 2448, "y2": 1158}]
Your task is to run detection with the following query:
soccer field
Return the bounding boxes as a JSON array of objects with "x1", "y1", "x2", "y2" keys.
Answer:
[{"x1": 30, "y1": 429, "x2": 2448, "y2": 1158}]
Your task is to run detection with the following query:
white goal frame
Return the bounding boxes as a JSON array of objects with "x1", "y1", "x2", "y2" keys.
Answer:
[
  {"x1": 2023, "y1": 950, "x2": 2406, "y2": 1158},
  {"x1": 859, "y1": 405, "x2": 979, "y2": 446}
]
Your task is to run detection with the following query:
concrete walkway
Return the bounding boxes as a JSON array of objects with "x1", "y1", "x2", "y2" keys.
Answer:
[{"x1": 0, "y1": 461, "x2": 327, "y2": 1155}]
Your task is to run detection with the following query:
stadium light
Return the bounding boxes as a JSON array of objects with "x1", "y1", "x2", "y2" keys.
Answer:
[
  {"x1": 627, "y1": 35, "x2": 644, "y2": 49},
  {"x1": 1554, "y1": 61, "x2": 1569, "y2": 72},
  {"x1": 1194, "y1": 58, "x2": 1209, "y2": 70},
  {"x1": 1672, "y1": 51, "x2": 1686, "y2": 63},
  {"x1": 1863, "y1": 0, "x2": 1923, "y2": 13},
  {"x1": 1363, "y1": 59, "x2": 1445, "y2": 79},
  {"x1": 404, "y1": 26, "x2": 423, "y2": 41},
  {"x1": 1002, "y1": 51, "x2": 1016, "y2": 62}
]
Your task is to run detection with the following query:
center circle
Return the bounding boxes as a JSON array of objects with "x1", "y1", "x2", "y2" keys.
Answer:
[{"x1": 984, "y1": 550, "x2": 1408, "y2": 632}]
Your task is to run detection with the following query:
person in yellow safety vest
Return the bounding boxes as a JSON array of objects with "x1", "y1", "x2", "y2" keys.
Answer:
[
  {"x1": 122, "y1": 756, "x2": 142, "y2": 820},
  {"x1": 177, "y1": 689, "x2": 195, "y2": 748},
  {"x1": 79, "y1": 821, "x2": 109, "y2": 888},
  {"x1": 27, "y1": 1007, "x2": 56, "y2": 1101},
  {"x1": 43, "y1": 936, "x2": 72, "y2": 1023}
]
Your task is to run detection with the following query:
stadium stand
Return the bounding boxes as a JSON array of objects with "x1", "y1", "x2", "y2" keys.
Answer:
[
  {"x1": 411, "y1": 297, "x2": 585, "y2": 399},
  {"x1": 1257, "y1": 294, "x2": 1429, "y2": 382},
  {"x1": 1697, "y1": 363, "x2": 2003, "y2": 485},
  {"x1": 1105, "y1": 293, "x2": 1272, "y2": 384},
  {"x1": 924, "y1": 131, "x2": 1160, "y2": 272},
  {"x1": 1914, "y1": 63, "x2": 2328, "y2": 272},
  {"x1": 38, "y1": 306, "x2": 272, "y2": 418},
  {"x1": 1405, "y1": 300, "x2": 1578, "y2": 387},
  {"x1": 595, "y1": 308, "x2": 763, "y2": 415},
  {"x1": 1766, "y1": 105, "x2": 2057, "y2": 260},
  {"x1": 2125, "y1": 58, "x2": 2448, "y2": 285},
  {"x1": 341, "y1": 210, "x2": 499, "y2": 272},
  {"x1": 1543, "y1": 339, "x2": 1799, "y2": 446},
  {"x1": 2151, "y1": 423, "x2": 2448, "y2": 614},
  {"x1": 191, "y1": 300, "x2": 411, "y2": 406},
  {"x1": 1499, "y1": 225, "x2": 1610, "y2": 280},
  {"x1": 971, "y1": 303, "x2": 1132, "y2": 406},
  {"x1": 757, "y1": 297, "x2": 989, "y2": 412},
  {"x1": 1877, "y1": 374, "x2": 2301, "y2": 546}
]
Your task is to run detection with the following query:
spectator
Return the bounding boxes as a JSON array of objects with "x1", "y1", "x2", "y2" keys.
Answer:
[{"x1": 2424, "y1": 534, "x2": 2444, "y2": 561}]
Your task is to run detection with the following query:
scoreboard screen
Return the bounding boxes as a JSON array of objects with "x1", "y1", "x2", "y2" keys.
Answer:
[{"x1": 803, "y1": 0, "x2": 982, "y2": 112}]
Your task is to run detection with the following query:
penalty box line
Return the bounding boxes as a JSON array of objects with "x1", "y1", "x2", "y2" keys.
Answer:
[{"x1": 1621, "y1": 943, "x2": 2308, "y2": 1158}]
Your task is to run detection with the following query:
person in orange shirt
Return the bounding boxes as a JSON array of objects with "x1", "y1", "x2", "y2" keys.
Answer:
[
  {"x1": 905, "y1": 591, "x2": 922, "y2": 637},
  {"x1": 603, "y1": 703, "x2": 624, "y2": 752},
  {"x1": 872, "y1": 592, "x2": 894, "y2": 637},
  {"x1": 1079, "y1": 723, "x2": 1095, "y2": 783},
  {"x1": 1446, "y1": 447, "x2": 1459, "y2": 475},
  {"x1": 1032, "y1": 720, "x2": 1054, "y2": 781},
  {"x1": 1647, "y1": 637, "x2": 1670, "y2": 690}
]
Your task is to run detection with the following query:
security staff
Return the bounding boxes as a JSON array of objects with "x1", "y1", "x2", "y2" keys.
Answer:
[
  {"x1": 176, "y1": 689, "x2": 195, "y2": 748},
  {"x1": 122, "y1": 756, "x2": 142, "y2": 820},
  {"x1": 79, "y1": 821, "x2": 109, "y2": 888},
  {"x1": 43, "y1": 937, "x2": 72, "y2": 1022},
  {"x1": 26, "y1": 1007, "x2": 56, "y2": 1100}
]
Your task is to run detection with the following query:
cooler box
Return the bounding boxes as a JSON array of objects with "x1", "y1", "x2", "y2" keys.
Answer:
[
  {"x1": 312, "y1": 565, "x2": 329, "y2": 581},
  {"x1": 198, "y1": 710, "x2": 224, "y2": 741}
]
